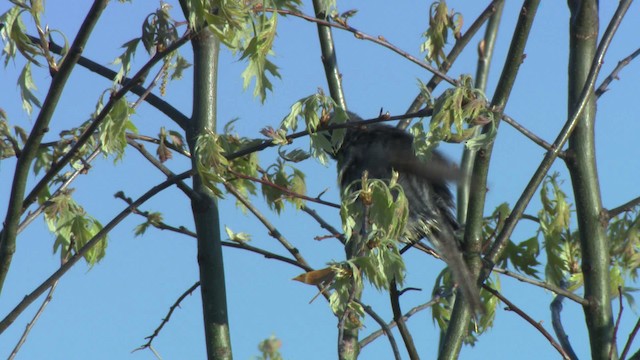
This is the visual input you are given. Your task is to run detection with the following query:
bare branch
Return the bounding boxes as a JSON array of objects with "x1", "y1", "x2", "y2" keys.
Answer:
[
  {"x1": 126, "y1": 138, "x2": 199, "y2": 201},
  {"x1": 359, "y1": 294, "x2": 446, "y2": 348},
  {"x1": 492, "y1": 267, "x2": 587, "y2": 305},
  {"x1": 389, "y1": 280, "x2": 419, "y2": 360},
  {"x1": 482, "y1": 285, "x2": 571, "y2": 360},
  {"x1": 300, "y1": 205, "x2": 345, "y2": 244},
  {"x1": 501, "y1": 114, "x2": 563, "y2": 158},
  {"x1": 257, "y1": 7, "x2": 457, "y2": 86},
  {"x1": 620, "y1": 315, "x2": 640, "y2": 360},
  {"x1": 120, "y1": 199, "x2": 314, "y2": 272},
  {"x1": 355, "y1": 300, "x2": 401, "y2": 360},
  {"x1": 0, "y1": 171, "x2": 192, "y2": 334},
  {"x1": 607, "y1": 196, "x2": 640, "y2": 219},
  {"x1": 596, "y1": 47, "x2": 640, "y2": 98},
  {"x1": 611, "y1": 287, "x2": 624, "y2": 360},
  {"x1": 7, "y1": 280, "x2": 60, "y2": 360},
  {"x1": 133, "y1": 281, "x2": 201, "y2": 353},
  {"x1": 230, "y1": 168, "x2": 339, "y2": 209}
]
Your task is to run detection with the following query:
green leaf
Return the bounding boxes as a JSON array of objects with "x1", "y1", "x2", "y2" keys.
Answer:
[
  {"x1": 420, "y1": 1, "x2": 462, "y2": 66},
  {"x1": 113, "y1": 38, "x2": 141, "y2": 85},
  {"x1": 170, "y1": 54, "x2": 191, "y2": 80},
  {"x1": 17, "y1": 62, "x2": 42, "y2": 115},
  {"x1": 98, "y1": 96, "x2": 137, "y2": 161},
  {"x1": 194, "y1": 130, "x2": 228, "y2": 198},
  {"x1": 225, "y1": 225, "x2": 251, "y2": 243}
]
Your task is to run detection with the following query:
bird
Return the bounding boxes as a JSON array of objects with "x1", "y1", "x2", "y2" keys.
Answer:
[{"x1": 329, "y1": 111, "x2": 482, "y2": 312}]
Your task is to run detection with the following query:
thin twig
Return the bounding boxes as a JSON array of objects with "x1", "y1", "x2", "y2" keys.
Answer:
[
  {"x1": 620, "y1": 316, "x2": 640, "y2": 360},
  {"x1": 229, "y1": 169, "x2": 339, "y2": 209},
  {"x1": 595, "y1": 47, "x2": 640, "y2": 98},
  {"x1": 359, "y1": 294, "x2": 446, "y2": 348},
  {"x1": 126, "y1": 138, "x2": 199, "y2": 201},
  {"x1": 389, "y1": 280, "x2": 420, "y2": 360},
  {"x1": 127, "y1": 133, "x2": 191, "y2": 158},
  {"x1": 482, "y1": 284, "x2": 571, "y2": 360},
  {"x1": 501, "y1": 114, "x2": 564, "y2": 159},
  {"x1": 20, "y1": 30, "x2": 193, "y2": 214},
  {"x1": 611, "y1": 286, "x2": 624, "y2": 360},
  {"x1": 300, "y1": 205, "x2": 345, "y2": 244},
  {"x1": 120, "y1": 199, "x2": 313, "y2": 272},
  {"x1": 492, "y1": 267, "x2": 587, "y2": 305},
  {"x1": 0, "y1": 171, "x2": 192, "y2": 334},
  {"x1": 133, "y1": 281, "x2": 201, "y2": 353},
  {"x1": 355, "y1": 300, "x2": 401, "y2": 360},
  {"x1": 226, "y1": 109, "x2": 432, "y2": 161},
  {"x1": 18, "y1": 147, "x2": 102, "y2": 233},
  {"x1": 7, "y1": 280, "x2": 60, "y2": 360},
  {"x1": 607, "y1": 196, "x2": 640, "y2": 219},
  {"x1": 401, "y1": 0, "x2": 504, "y2": 128},
  {"x1": 258, "y1": 7, "x2": 457, "y2": 86}
]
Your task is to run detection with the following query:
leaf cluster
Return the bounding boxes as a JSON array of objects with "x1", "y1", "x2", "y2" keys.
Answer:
[
  {"x1": 261, "y1": 159, "x2": 306, "y2": 214},
  {"x1": 410, "y1": 75, "x2": 495, "y2": 160},
  {"x1": 431, "y1": 270, "x2": 499, "y2": 345},
  {"x1": 420, "y1": 1, "x2": 462, "y2": 67},
  {"x1": 44, "y1": 190, "x2": 106, "y2": 265}
]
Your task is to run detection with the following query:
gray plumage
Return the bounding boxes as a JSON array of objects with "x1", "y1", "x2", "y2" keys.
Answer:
[{"x1": 332, "y1": 112, "x2": 482, "y2": 312}]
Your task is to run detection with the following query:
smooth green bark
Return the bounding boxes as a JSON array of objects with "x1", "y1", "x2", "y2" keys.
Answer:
[
  {"x1": 567, "y1": 2, "x2": 615, "y2": 359},
  {"x1": 188, "y1": 26, "x2": 233, "y2": 360}
]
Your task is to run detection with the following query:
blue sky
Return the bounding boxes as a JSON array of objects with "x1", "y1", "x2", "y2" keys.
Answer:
[{"x1": 1, "y1": 1, "x2": 640, "y2": 359}]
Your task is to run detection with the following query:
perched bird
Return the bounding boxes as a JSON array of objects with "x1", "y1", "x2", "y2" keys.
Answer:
[{"x1": 330, "y1": 111, "x2": 482, "y2": 312}]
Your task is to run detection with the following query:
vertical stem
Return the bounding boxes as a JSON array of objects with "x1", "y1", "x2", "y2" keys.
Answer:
[
  {"x1": 188, "y1": 27, "x2": 232, "y2": 359},
  {"x1": 457, "y1": 1, "x2": 504, "y2": 223},
  {"x1": 312, "y1": 0, "x2": 347, "y2": 111},
  {"x1": 439, "y1": 1, "x2": 540, "y2": 359},
  {"x1": 566, "y1": 2, "x2": 615, "y2": 359},
  {"x1": 310, "y1": 1, "x2": 356, "y2": 358}
]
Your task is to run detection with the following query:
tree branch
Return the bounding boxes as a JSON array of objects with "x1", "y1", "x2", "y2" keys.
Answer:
[
  {"x1": 7, "y1": 279, "x2": 60, "y2": 360},
  {"x1": 620, "y1": 315, "x2": 640, "y2": 360},
  {"x1": 260, "y1": 6, "x2": 457, "y2": 87},
  {"x1": 389, "y1": 280, "x2": 420, "y2": 360},
  {"x1": 230, "y1": 168, "x2": 339, "y2": 209},
  {"x1": 442, "y1": 1, "x2": 542, "y2": 358},
  {"x1": 355, "y1": 299, "x2": 402, "y2": 360},
  {"x1": 595, "y1": 47, "x2": 640, "y2": 98},
  {"x1": 0, "y1": 0, "x2": 109, "y2": 295},
  {"x1": 402, "y1": 0, "x2": 505, "y2": 128},
  {"x1": 20, "y1": 30, "x2": 193, "y2": 218},
  {"x1": 300, "y1": 205, "x2": 345, "y2": 244},
  {"x1": 607, "y1": 196, "x2": 640, "y2": 219},
  {"x1": 359, "y1": 294, "x2": 446, "y2": 348},
  {"x1": 0, "y1": 171, "x2": 192, "y2": 334},
  {"x1": 483, "y1": 285, "x2": 571, "y2": 360},
  {"x1": 492, "y1": 267, "x2": 586, "y2": 305},
  {"x1": 225, "y1": 108, "x2": 432, "y2": 161},
  {"x1": 133, "y1": 281, "x2": 201, "y2": 353},
  {"x1": 484, "y1": 0, "x2": 632, "y2": 274},
  {"x1": 26, "y1": 33, "x2": 190, "y2": 130}
]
